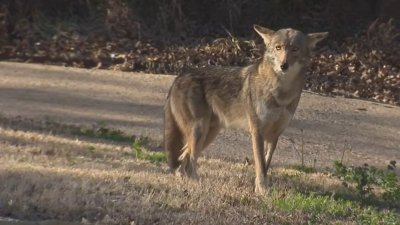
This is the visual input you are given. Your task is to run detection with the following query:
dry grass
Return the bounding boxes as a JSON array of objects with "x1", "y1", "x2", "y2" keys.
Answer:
[{"x1": 0, "y1": 116, "x2": 398, "y2": 225}]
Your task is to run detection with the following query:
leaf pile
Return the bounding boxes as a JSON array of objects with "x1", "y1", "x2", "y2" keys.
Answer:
[
  {"x1": 308, "y1": 19, "x2": 400, "y2": 105},
  {"x1": 0, "y1": 16, "x2": 399, "y2": 105}
]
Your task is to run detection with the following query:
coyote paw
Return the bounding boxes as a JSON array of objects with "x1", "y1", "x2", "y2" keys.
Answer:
[
  {"x1": 254, "y1": 179, "x2": 267, "y2": 195},
  {"x1": 176, "y1": 148, "x2": 199, "y2": 180},
  {"x1": 175, "y1": 164, "x2": 199, "y2": 180}
]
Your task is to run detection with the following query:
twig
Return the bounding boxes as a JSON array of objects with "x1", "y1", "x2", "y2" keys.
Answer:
[{"x1": 301, "y1": 129, "x2": 304, "y2": 167}]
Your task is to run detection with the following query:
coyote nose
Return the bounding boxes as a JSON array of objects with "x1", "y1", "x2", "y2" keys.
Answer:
[{"x1": 280, "y1": 63, "x2": 289, "y2": 71}]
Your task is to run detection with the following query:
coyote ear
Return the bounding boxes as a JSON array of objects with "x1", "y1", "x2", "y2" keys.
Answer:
[
  {"x1": 253, "y1": 24, "x2": 275, "y2": 43},
  {"x1": 307, "y1": 32, "x2": 329, "y2": 50}
]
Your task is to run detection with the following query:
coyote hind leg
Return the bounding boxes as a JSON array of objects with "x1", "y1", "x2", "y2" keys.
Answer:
[
  {"x1": 177, "y1": 119, "x2": 210, "y2": 179},
  {"x1": 164, "y1": 102, "x2": 184, "y2": 171},
  {"x1": 265, "y1": 138, "x2": 278, "y2": 173},
  {"x1": 201, "y1": 116, "x2": 221, "y2": 150}
]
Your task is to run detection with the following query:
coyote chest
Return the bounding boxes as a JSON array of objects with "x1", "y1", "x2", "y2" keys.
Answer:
[
  {"x1": 256, "y1": 102, "x2": 294, "y2": 131},
  {"x1": 253, "y1": 62, "x2": 303, "y2": 130}
]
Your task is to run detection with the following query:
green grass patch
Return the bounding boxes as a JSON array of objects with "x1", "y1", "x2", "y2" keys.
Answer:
[
  {"x1": 272, "y1": 191, "x2": 353, "y2": 218},
  {"x1": 269, "y1": 189, "x2": 400, "y2": 224},
  {"x1": 132, "y1": 140, "x2": 166, "y2": 165},
  {"x1": 72, "y1": 126, "x2": 133, "y2": 142}
]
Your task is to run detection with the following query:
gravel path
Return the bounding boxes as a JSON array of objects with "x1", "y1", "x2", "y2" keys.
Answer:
[{"x1": 0, "y1": 62, "x2": 399, "y2": 171}]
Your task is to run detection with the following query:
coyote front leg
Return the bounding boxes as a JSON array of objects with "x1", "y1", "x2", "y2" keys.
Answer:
[{"x1": 249, "y1": 124, "x2": 267, "y2": 194}]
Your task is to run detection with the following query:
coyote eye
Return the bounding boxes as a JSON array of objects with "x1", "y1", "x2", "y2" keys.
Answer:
[
  {"x1": 275, "y1": 46, "x2": 281, "y2": 50},
  {"x1": 292, "y1": 47, "x2": 299, "y2": 52}
]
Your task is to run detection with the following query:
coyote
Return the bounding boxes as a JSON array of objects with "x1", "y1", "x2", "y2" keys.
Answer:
[{"x1": 164, "y1": 24, "x2": 328, "y2": 194}]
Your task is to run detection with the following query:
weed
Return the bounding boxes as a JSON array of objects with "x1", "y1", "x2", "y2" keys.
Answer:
[
  {"x1": 288, "y1": 129, "x2": 319, "y2": 170},
  {"x1": 332, "y1": 160, "x2": 400, "y2": 206}
]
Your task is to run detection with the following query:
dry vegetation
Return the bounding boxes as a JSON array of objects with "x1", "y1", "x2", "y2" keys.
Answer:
[{"x1": 0, "y1": 115, "x2": 399, "y2": 224}]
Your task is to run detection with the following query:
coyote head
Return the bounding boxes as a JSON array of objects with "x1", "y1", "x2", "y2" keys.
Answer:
[{"x1": 254, "y1": 24, "x2": 328, "y2": 75}]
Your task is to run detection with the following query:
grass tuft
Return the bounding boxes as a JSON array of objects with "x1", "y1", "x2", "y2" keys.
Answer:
[
  {"x1": 132, "y1": 140, "x2": 166, "y2": 165},
  {"x1": 290, "y1": 164, "x2": 317, "y2": 174}
]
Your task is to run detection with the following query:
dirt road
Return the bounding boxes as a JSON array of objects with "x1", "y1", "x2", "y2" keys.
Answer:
[{"x1": 0, "y1": 62, "x2": 399, "y2": 170}]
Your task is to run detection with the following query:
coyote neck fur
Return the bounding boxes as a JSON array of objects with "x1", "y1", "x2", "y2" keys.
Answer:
[{"x1": 248, "y1": 58, "x2": 306, "y2": 108}]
